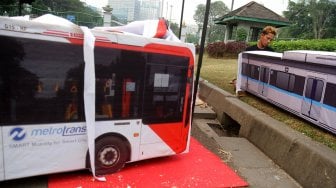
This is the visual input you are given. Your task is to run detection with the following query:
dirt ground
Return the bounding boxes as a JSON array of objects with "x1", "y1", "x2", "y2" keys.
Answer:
[{"x1": 191, "y1": 119, "x2": 235, "y2": 167}]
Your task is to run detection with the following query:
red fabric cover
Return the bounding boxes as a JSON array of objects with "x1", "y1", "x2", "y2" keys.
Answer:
[
  {"x1": 48, "y1": 137, "x2": 248, "y2": 188},
  {"x1": 154, "y1": 18, "x2": 167, "y2": 38}
]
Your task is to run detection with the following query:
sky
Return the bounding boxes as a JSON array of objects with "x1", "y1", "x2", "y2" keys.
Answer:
[{"x1": 81, "y1": 0, "x2": 289, "y2": 25}]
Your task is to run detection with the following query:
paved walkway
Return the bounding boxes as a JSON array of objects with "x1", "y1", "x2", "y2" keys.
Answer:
[{"x1": 192, "y1": 105, "x2": 302, "y2": 188}]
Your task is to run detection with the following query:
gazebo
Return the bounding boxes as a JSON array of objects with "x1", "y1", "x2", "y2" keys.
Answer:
[{"x1": 215, "y1": 1, "x2": 290, "y2": 42}]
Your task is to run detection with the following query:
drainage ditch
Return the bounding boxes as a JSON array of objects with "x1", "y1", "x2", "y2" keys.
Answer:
[{"x1": 207, "y1": 114, "x2": 240, "y2": 137}]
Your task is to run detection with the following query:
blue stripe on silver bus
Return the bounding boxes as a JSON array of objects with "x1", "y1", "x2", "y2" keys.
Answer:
[
  {"x1": 241, "y1": 75, "x2": 302, "y2": 99},
  {"x1": 322, "y1": 103, "x2": 336, "y2": 112},
  {"x1": 268, "y1": 85, "x2": 303, "y2": 100},
  {"x1": 241, "y1": 74, "x2": 336, "y2": 113}
]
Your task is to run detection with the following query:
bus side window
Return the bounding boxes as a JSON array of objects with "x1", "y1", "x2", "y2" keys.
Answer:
[
  {"x1": 103, "y1": 78, "x2": 114, "y2": 118},
  {"x1": 122, "y1": 78, "x2": 136, "y2": 118},
  {"x1": 95, "y1": 75, "x2": 139, "y2": 120},
  {"x1": 270, "y1": 70, "x2": 276, "y2": 86},
  {"x1": 270, "y1": 70, "x2": 305, "y2": 96},
  {"x1": 96, "y1": 78, "x2": 114, "y2": 119},
  {"x1": 305, "y1": 78, "x2": 324, "y2": 101},
  {"x1": 65, "y1": 83, "x2": 79, "y2": 121},
  {"x1": 242, "y1": 63, "x2": 249, "y2": 76},
  {"x1": 324, "y1": 82, "x2": 336, "y2": 108},
  {"x1": 0, "y1": 36, "x2": 85, "y2": 125},
  {"x1": 143, "y1": 64, "x2": 187, "y2": 124},
  {"x1": 250, "y1": 64, "x2": 260, "y2": 80},
  {"x1": 290, "y1": 75, "x2": 305, "y2": 95}
]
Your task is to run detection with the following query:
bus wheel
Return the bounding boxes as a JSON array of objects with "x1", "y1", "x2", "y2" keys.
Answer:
[{"x1": 95, "y1": 136, "x2": 128, "y2": 175}]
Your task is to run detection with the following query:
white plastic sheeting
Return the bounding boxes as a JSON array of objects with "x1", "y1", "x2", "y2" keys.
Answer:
[{"x1": 93, "y1": 19, "x2": 180, "y2": 42}]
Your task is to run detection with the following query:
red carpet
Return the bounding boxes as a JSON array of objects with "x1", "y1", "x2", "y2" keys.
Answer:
[{"x1": 48, "y1": 137, "x2": 248, "y2": 188}]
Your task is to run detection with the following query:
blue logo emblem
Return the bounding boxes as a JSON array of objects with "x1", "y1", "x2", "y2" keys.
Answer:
[{"x1": 10, "y1": 127, "x2": 26, "y2": 141}]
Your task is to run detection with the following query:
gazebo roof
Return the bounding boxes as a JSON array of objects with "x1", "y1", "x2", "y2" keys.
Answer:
[{"x1": 215, "y1": 1, "x2": 290, "y2": 27}]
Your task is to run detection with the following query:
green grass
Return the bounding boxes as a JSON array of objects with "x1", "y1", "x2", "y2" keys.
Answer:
[{"x1": 199, "y1": 55, "x2": 336, "y2": 151}]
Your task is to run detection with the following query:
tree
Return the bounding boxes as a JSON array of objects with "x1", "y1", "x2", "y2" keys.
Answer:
[
  {"x1": 283, "y1": 1, "x2": 313, "y2": 38},
  {"x1": 169, "y1": 22, "x2": 179, "y2": 36},
  {"x1": 2, "y1": 0, "x2": 17, "y2": 6},
  {"x1": 32, "y1": 0, "x2": 84, "y2": 12},
  {"x1": 185, "y1": 33, "x2": 199, "y2": 44},
  {"x1": 193, "y1": 4, "x2": 206, "y2": 34},
  {"x1": 30, "y1": 0, "x2": 102, "y2": 27},
  {"x1": 193, "y1": 1, "x2": 229, "y2": 43},
  {"x1": 323, "y1": 3, "x2": 336, "y2": 38},
  {"x1": 308, "y1": 0, "x2": 335, "y2": 39},
  {"x1": 1, "y1": 0, "x2": 18, "y2": 15},
  {"x1": 1, "y1": 0, "x2": 36, "y2": 16},
  {"x1": 283, "y1": 0, "x2": 336, "y2": 39}
]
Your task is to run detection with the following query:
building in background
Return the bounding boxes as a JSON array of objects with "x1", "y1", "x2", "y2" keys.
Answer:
[
  {"x1": 215, "y1": 1, "x2": 290, "y2": 42},
  {"x1": 108, "y1": 0, "x2": 162, "y2": 24},
  {"x1": 139, "y1": 0, "x2": 161, "y2": 20},
  {"x1": 108, "y1": 0, "x2": 140, "y2": 23}
]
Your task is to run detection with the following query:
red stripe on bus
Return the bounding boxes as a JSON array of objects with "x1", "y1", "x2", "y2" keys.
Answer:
[
  {"x1": 43, "y1": 31, "x2": 69, "y2": 37},
  {"x1": 94, "y1": 41, "x2": 194, "y2": 60},
  {"x1": 67, "y1": 38, "x2": 83, "y2": 45},
  {"x1": 148, "y1": 122, "x2": 189, "y2": 154},
  {"x1": 66, "y1": 36, "x2": 194, "y2": 65}
]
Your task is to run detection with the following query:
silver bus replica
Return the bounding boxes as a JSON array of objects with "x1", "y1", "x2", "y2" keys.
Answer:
[{"x1": 237, "y1": 50, "x2": 336, "y2": 135}]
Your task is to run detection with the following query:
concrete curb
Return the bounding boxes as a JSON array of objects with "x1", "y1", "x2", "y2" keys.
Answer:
[{"x1": 198, "y1": 80, "x2": 336, "y2": 188}]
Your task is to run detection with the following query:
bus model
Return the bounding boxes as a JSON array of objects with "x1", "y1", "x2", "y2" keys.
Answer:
[
  {"x1": 236, "y1": 50, "x2": 336, "y2": 135},
  {"x1": 0, "y1": 15, "x2": 195, "y2": 181}
]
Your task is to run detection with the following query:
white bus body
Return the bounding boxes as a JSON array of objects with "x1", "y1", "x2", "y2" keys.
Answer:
[{"x1": 0, "y1": 15, "x2": 195, "y2": 181}]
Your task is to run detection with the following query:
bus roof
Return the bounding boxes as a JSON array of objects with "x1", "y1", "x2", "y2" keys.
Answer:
[
  {"x1": 0, "y1": 14, "x2": 194, "y2": 53},
  {"x1": 242, "y1": 51, "x2": 283, "y2": 58},
  {"x1": 283, "y1": 50, "x2": 336, "y2": 66},
  {"x1": 242, "y1": 50, "x2": 336, "y2": 67}
]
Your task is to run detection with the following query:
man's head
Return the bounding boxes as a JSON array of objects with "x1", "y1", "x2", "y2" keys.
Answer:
[{"x1": 258, "y1": 26, "x2": 277, "y2": 49}]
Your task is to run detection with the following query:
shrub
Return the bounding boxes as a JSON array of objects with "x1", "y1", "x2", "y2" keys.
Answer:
[
  {"x1": 271, "y1": 39, "x2": 336, "y2": 52},
  {"x1": 206, "y1": 39, "x2": 336, "y2": 58},
  {"x1": 236, "y1": 28, "x2": 247, "y2": 42},
  {"x1": 225, "y1": 41, "x2": 248, "y2": 54},
  {"x1": 205, "y1": 41, "x2": 248, "y2": 58},
  {"x1": 206, "y1": 42, "x2": 226, "y2": 58}
]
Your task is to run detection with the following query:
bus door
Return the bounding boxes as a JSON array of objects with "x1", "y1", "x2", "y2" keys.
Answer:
[
  {"x1": 141, "y1": 60, "x2": 189, "y2": 159},
  {"x1": 0, "y1": 129, "x2": 3, "y2": 181},
  {"x1": 0, "y1": 79, "x2": 3, "y2": 180},
  {"x1": 301, "y1": 77, "x2": 324, "y2": 120},
  {"x1": 258, "y1": 66, "x2": 270, "y2": 97}
]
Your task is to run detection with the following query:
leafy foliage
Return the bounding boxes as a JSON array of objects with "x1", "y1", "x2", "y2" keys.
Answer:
[
  {"x1": 208, "y1": 24, "x2": 226, "y2": 43},
  {"x1": 236, "y1": 28, "x2": 247, "y2": 42},
  {"x1": 186, "y1": 33, "x2": 199, "y2": 44},
  {"x1": 32, "y1": 0, "x2": 86, "y2": 12},
  {"x1": 283, "y1": 0, "x2": 336, "y2": 39},
  {"x1": 271, "y1": 39, "x2": 336, "y2": 52},
  {"x1": 1, "y1": 0, "x2": 103, "y2": 27},
  {"x1": 0, "y1": 0, "x2": 18, "y2": 15},
  {"x1": 169, "y1": 22, "x2": 179, "y2": 37},
  {"x1": 246, "y1": 38, "x2": 336, "y2": 52},
  {"x1": 193, "y1": 1, "x2": 229, "y2": 43}
]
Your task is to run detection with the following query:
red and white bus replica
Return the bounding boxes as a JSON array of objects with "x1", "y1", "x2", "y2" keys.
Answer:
[{"x1": 0, "y1": 14, "x2": 195, "y2": 181}]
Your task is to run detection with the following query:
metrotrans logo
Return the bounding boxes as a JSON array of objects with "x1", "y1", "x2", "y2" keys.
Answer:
[
  {"x1": 31, "y1": 126, "x2": 87, "y2": 137},
  {"x1": 10, "y1": 127, "x2": 26, "y2": 141},
  {"x1": 9, "y1": 125, "x2": 87, "y2": 141}
]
